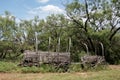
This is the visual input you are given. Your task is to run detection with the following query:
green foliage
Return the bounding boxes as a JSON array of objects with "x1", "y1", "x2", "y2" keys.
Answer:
[
  {"x1": 79, "y1": 51, "x2": 87, "y2": 57},
  {"x1": 0, "y1": 61, "x2": 17, "y2": 72},
  {"x1": 38, "y1": 64, "x2": 56, "y2": 73},
  {"x1": 0, "y1": 61, "x2": 109, "y2": 73},
  {"x1": 82, "y1": 64, "x2": 109, "y2": 72},
  {"x1": 68, "y1": 63, "x2": 82, "y2": 72},
  {"x1": 106, "y1": 34, "x2": 120, "y2": 64},
  {"x1": 0, "y1": 0, "x2": 120, "y2": 64},
  {"x1": 20, "y1": 64, "x2": 65, "y2": 73},
  {"x1": 71, "y1": 51, "x2": 86, "y2": 62},
  {"x1": 21, "y1": 66, "x2": 40, "y2": 73}
]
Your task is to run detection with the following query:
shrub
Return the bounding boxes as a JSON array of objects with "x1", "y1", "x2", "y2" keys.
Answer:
[
  {"x1": 81, "y1": 63, "x2": 109, "y2": 72},
  {"x1": 0, "y1": 61, "x2": 109, "y2": 73},
  {"x1": 0, "y1": 61, "x2": 17, "y2": 72},
  {"x1": 68, "y1": 63, "x2": 82, "y2": 72},
  {"x1": 21, "y1": 64, "x2": 56, "y2": 73},
  {"x1": 21, "y1": 66, "x2": 40, "y2": 73}
]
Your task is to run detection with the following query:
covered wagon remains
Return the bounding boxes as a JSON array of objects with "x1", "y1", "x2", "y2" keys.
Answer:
[
  {"x1": 20, "y1": 51, "x2": 71, "y2": 67},
  {"x1": 81, "y1": 55, "x2": 105, "y2": 69},
  {"x1": 80, "y1": 42, "x2": 106, "y2": 69},
  {"x1": 19, "y1": 33, "x2": 71, "y2": 71}
]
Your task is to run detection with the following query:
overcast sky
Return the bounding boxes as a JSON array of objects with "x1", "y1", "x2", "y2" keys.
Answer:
[{"x1": 0, "y1": 0, "x2": 72, "y2": 20}]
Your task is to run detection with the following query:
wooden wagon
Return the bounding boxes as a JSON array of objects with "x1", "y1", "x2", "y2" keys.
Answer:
[{"x1": 20, "y1": 50, "x2": 70, "y2": 67}]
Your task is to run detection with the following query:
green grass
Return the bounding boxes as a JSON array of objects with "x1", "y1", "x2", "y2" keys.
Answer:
[
  {"x1": 0, "y1": 61, "x2": 18, "y2": 72},
  {"x1": 0, "y1": 61, "x2": 109, "y2": 73},
  {"x1": 0, "y1": 61, "x2": 120, "y2": 80},
  {"x1": 20, "y1": 64, "x2": 56, "y2": 73},
  {"x1": 0, "y1": 69, "x2": 120, "y2": 80},
  {"x1": 46, "y1": 70, "x2": 120, "y2": 80},
  {"x1": 0, "y1": 61, "x2": 52, "y2": 73}
]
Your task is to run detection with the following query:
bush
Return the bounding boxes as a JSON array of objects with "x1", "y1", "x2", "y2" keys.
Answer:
[
  {"x1": 81, "y1": 63, "x2": 109, "y2": 72},
  {"x1": 68, "y1": 63, "x2": 82, "y2": 72},
  {"x1": 37, "y1": 64, "x2": 55, "y2": 73},
  {"x1": 0, "y1": 61, "x2": 17, "y2": 72},
  {"x1": 21, "y1": 66, "x2": 40, "y2": 73},
  {"x1": 0, "y1": 61, "x2": 109, "y2": 73},
  {"x1": 21, "y1": 64, "x2": 57, "y2": 73}
]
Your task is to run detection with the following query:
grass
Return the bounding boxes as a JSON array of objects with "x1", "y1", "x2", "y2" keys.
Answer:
[
  {"x1": 0, "y1": 61, "x2": 120, "y2": 80},
  {"x1": 0, "y1": 67, "x2": 120, "y2": 80},
  {"x1": 0, "y1": 61, "x2": 55, "y2": 73},
  {"x1": 0, "y1": 61, "x2": 18, "y2": 72},
  {"x1": 0, "y1": 61, "x2": 108, "y2": 73}
]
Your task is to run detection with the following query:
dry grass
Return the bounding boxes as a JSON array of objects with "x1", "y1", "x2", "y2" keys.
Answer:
[
  {"x1": 0, "y1": 73, "x2": 44, "y2": 80},
  {"x1": 0, "y1": 65, "x2": 120, "y2": 80},
  {"x1": 109, "y1": 65, "x2": 120, "y2": 70},
  {"x1": 0, "y1": 72, "x2": 94, "y2": 80}
]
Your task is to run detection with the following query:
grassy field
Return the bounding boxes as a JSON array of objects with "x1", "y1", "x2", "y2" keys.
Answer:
[{"x1": 0, "y1": 65, "x2": 120, "y2": 80}]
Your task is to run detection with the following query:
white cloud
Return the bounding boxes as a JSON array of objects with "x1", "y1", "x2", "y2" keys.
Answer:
[
  {"x1": 28, "y1": 5, "x2": 64, "y2": 18},
  {"x1": 37, "y1": 0, "x2": 49, "y2": 3},
  {"x1": 41, "y1": 5, "x2": 64, "y2": 13}
]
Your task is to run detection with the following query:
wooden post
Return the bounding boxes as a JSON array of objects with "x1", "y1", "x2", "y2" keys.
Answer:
[
  {"x1": 48, "y1": 37, "x2": 51, "y2": 53},
  {"x1": 68, "y1": 37, "x2": 71, "y2": 52},
  {"x1": 95, "y1": 40, "x2": 97, "y2": 55},
  {"x1": 99, "y1": 42, "x2": 104, "y2": 57},
  {"x1": 35, "y1": 32, "x2": 38, "y2": 54},
  {"x1": 83, "y1": 43, "x2": 89, "y2": 55},
  {"x1": 58, "y1": 37, "x2": 60, "y2": 52}
]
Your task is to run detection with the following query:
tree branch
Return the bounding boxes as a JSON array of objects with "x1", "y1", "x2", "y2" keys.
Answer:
[
  {"x1": 109, "y1": 27, "x2": 120, "y2": 41},
  {"x1": 84, "y1": 0, "x2": 90, "y2": 32},
  {"x1": 67, "y1": 13, "x2": 84, "y2": 28}
]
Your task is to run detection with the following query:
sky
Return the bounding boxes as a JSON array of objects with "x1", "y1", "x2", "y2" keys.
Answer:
[{"x1": 0, "y1": 0, "x2": 72, "y2": 20}]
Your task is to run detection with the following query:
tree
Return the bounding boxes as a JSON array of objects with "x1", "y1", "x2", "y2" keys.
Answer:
[
  {"x1": 0, "y1": 11, "x2": 16, "y2": 41},
  {"x1": 0, "y1": 11, "x2": 22, "y2": 58},
  {"x1": 38, "y1": 14, "x2": 70, "y2": 52},
  {"x1": 65, "y1": 0, "x2": 120, "y2": 63}
]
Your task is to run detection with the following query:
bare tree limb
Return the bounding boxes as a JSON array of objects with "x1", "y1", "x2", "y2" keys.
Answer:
[{"x1": 109, "y1": 27, "x2": 120, "y2": 41}]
